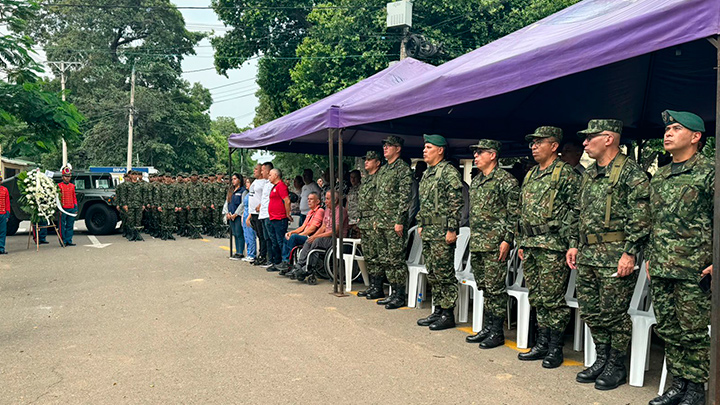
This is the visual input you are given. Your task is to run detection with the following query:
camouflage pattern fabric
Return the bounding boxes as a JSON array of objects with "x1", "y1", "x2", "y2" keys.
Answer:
[
  {"x1": 377, "y1": 228, "x2": 407, "y2": 284},
  {"x1": 363, "y1": 229, "x2": 383, "y2": 277},
  {"x1": 424, "y1": 238, "x2": 457, "y2": 309},
  {"x1": 158, "y1": 182, "x2": 176, "y2": 236},
  {"x1": 115, "y1": 180, "x2": 129, "y2": 235},
  {"x1": 126, "y1": 181, "x2": 144, "y2": 232},
  {"x1": 470, "y1": 252, "x2": 507, "y2": 317},
  {"x1": 576, "y1": 265, "x2": 636, "y2": 352},
  {"x1": 358, "y1": 172, "x2": 380, "y2": 276},
  {"x1": 521, "y1": 247, "x2": 570, "y2": 331},
  {"x1": 469, "y1": 165, "x2": 519, "y2": 252},
  {"x1": 346, "y1": 184, "x2": 360, "y2": 225},
  {"x1": 651, "y1": 277, "x2": 711, "y2": 383},
  {"x1": 174, "y1": 182, "x2": 188, "y2": 235}
]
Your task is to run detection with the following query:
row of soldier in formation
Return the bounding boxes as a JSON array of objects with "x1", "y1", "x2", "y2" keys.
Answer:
[
  {"x1": 114, "y1": 171, "x2": 229, "y2": 241},
  {"x1": 348, "y1": 110, "x2": 711, "y2": 405}
]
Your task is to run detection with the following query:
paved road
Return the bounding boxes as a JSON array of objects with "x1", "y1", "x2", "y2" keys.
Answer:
[{"x1": 0, "y1": 231, "x2": 663, "y2": 404}]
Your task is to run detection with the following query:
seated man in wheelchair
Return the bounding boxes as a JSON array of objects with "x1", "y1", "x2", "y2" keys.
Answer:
[
  {"x1": 288, "y1": 190, "x2": 349, "y2": 282},
  {"x1": 273, "y1": 191, "x2": 324, "y2": 274}
]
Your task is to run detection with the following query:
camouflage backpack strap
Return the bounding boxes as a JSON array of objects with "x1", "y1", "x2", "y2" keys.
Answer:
[
  {"x1": 433, "y1": 161, "x2": 447, "y2": 211},
  {"x1": 545, "y1": 162, "x2": 565, "y2": 219},
  {"x1": 604, "y1": 153, "x2": 628, "y2": 227}
]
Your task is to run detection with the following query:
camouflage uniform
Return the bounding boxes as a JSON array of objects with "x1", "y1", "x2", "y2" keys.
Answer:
[
  {"x1": 187, "y1": 174, "x2": 203, "y2": 239},
  {"x1": 158, "y1": 175, "x2": 177, "y2": 240},
  {"x1": 126, "y1": 172, "x2": 145, "y2": 241},
  {"x1": 569, "y1": 121, "x2": 651, "y2": 360},
  {"x1": 115, "y1": 176, "x2": 129, "y2": 237},
  {"x1": 374, "y1": 155, "x2": 413, "y2": 285},
  {"x1": 647, "y1": 151, "x2": 713, "y2": 384},
  {"x1": 214, "y1": 177, "x2": 229, "y2": 238},
  {"x1": 175, "y1": 175, "x2": 189, "y2": 236},
  {"x1": 417, "y1": 159, "x2": 464, "y2": 309},
  {"x1": 358, "y1": 169, "x2": 380, "y2": 276},
  {"x1": 468, "y1": 150, "x2": 520, "y2": 319}
]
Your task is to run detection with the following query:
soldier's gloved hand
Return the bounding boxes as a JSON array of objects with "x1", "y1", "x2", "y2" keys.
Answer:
[
  {"x1": 617, "y1": 253, "x2": 636, "y2": 277},
  {"x1": 445, "y1": 230, "x2": 457, "y2": 245},
  {"x1": 498, "y1": 241, "x2": 511, "y2": 262},
  {"x1": 566, "y1": 248, "x2": 578, "y2": 270},
  {"x1": 394, "y1": 224, "x2": 403, "y2": 237}
]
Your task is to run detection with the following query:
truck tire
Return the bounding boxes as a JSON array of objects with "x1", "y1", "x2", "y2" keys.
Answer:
[
  {"x1": 6, "y1": 213, "x2": 20, "y2": 236},
  {"x1": 84, "y1": 204, "x2": 117, "y2": 235}
]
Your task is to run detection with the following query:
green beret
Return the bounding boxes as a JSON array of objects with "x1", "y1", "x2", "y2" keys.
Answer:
[
  {"x1": 525, "y1": 126, "x2": 563, "y2": 142},
  {"x1": 364, "y1": 150, "x2": 381, "y2": 161},
  {"x1": 423, "y1": 134, "x2": 447, "y2": 147},
  {"x1": 382, "y1": 135, "x2": 404, "y2": 147},
  {"x1": 470, "y1": 139, "x2": 502, "y2": 153},
  {"x1": 577, "y1": 119, "x2": 623, "y2": 136},
  {"x1": 662, "y1": 110, "x2": 705, "y2": 132}
]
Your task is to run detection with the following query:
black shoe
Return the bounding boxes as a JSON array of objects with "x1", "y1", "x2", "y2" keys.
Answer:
[
  {"x1": 295, "y1": 268, "x2": 311, "y2": 282},
  {"x1": 466, "y1": 314, "x2": 494, "y2": 343},
  {"x1": 377, "y1": 282, "x2": 395, "y2": 305},
  {"x1": 385, "y1": 284, "x2": 406, "y2": 309},
  {"x1": 577, "y1": 343, "x2": 610, "y2": 383},
  {"x1": 65, "y1": 242, "x2": 76, "y2": 246},
  {"x1": 359, "y1": 275, "x2": 380, "y2": 297},
  {"x1": 649, "y1": 378, "x2": 688, "y2": 405},
  {"x1": 0, "y1": 251, "x2": 7, "y2": 255},
  {"x1": 479, "y1": 316, "x2": 505, "y2": 349},
  {"x1": 678, "y1": 382, "x2": 705, "y2": 405},
  {"x1": 594, "y1": 348, "x2": 627, "y2": 389},
  {"x1": 518, "y1": 328, "x2": 550, "y2": 361},
  {"x1": 254, "y1": 257, "x2": 267, "y2": 266},
  {"x1": 417, "y1": 306, "x2": 443, "y2": 326},
  {"x1": 542, "y1": 329, "x2": 565, "y2": 369},
  {"x1": 366, "y1": 276, "x2": 385, "y2": 300},
  {"x1": 39, "y1": 240, "x2": 49, "y2": 245},
  {"x1": 266, "y1": 264, "x2": 281, "y2": 272},
  {"x1": 429, "y1": 308, "x2": 456, "y2": 331}
]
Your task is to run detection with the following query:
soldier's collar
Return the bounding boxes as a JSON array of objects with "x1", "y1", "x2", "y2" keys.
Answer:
[{"x1": 663, "y1": 153, "x2": 701, "y2": 177}]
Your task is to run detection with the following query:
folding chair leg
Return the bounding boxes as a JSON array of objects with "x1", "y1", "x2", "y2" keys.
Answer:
[
  {"x1": 515, "y1": 295, "x2": 531, "y2": 349},
  {"x1": 472, "y1": 289, "x2": 484, "y2": 333},
  {"x1": 408, "y1": 271, "x2": 419, "y2": 308},
  {"x1": 658, "y1": 356, "x2": 668, "y2": 396},
  {"x1": 584, "y1": 323, "x2": 596, "y2": 368},
  {"x1": 573, "y1": 309, "x2": 584, "y2": 352},
  {"x1": 457, "y1": 284, "x2": 469, "y2": 323}
]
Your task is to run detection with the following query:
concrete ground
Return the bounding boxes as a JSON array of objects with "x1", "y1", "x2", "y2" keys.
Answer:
[{"x1": 0, "y1": 225, "x2": 663, "y2": 404}]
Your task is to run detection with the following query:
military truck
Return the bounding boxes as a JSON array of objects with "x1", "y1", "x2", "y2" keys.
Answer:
[{"x1": 2, "y1": 171, "x2": 118, "y2": 236}]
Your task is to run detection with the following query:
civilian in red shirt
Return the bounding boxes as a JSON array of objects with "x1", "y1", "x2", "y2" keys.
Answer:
[
  {"x1": 266, "y1": 168, "x2": 291, "y2": 268},
  {"x1": 0, "y1": 172, "x2": 11, "y2": 254},
  {"x1": 58, "y1": 167, "x2": 78, "y2": 246}
]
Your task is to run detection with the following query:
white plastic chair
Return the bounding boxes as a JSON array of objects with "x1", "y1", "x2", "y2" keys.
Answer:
[
  {"x1": 564, "y1": 267, "x2": 584, "y2": 352},
  {"x1": 337, "y1": 238, "x2": 369, "y2": 292},
  {"x1": 506, "y1": 250, "x2": 531, "y2": 349},
  {"x1": 457, "y1": 258, "x2": 484, "y2": 332},
  {"x1": 628, "y1": 264, "x2": 656, "y2": 388}
]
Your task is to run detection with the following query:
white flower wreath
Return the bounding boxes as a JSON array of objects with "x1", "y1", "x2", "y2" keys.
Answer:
[{"x1": 18, "y1": 169, "x2": 59, "y2": 223}]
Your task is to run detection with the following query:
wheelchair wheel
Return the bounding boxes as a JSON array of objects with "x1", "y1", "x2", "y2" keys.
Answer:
[{"x1": 323, "y1": 245, "x2": 362, "y2": 282}]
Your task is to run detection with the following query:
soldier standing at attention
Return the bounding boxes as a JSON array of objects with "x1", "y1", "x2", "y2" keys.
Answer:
[
  {"x1": 174, "y1": 173, "x2": 186, "y2": 236},
  {"x1": 214, "y1": 173, "x2": 228, "y2": 238},
  {"x1": 465, "y1": 139, "x2": 519, "y2": 348},
  {"x1": 356, "y1": 151, "x2": 382, "y2": 298},
  {"x1": 646, "y1": 111, "x2": 713, "y2": 405},
  {"x1": 187, "y1": 172, "x2": 203, "y2": 239},
  {"x1": 374, "y1": 136, "x2": 413, "y2": 309},
  {"x1": 127, "y1": 171, "x2": 145, "y2": 241},
  {"x1": 567, "y1": 120, "x2": 650, "y2": 389},
  {"x1": 158, "y1": 173, "x2": 176, "y2": 240},
  {"x1": 115, "y1": 173, "x2": 129, "y2": 238},
  {"x1": 517, "y1": 126, "x2": 579, "y2": 368},
  {"x1": 345, "y1": 170, "x2": 361, "y2": 239},
  {"x1": 416, "y1": 134, "x2": 463, "y2": 330},
  {"x1": 58, "y1": 166, "x2": 78, "y2": 246}
]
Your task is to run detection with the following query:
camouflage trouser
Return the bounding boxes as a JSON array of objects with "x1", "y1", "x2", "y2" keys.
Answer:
[
  {"x1": 117, "y1": 208, "x2": 127, "y2": 233},
  {"x1": 652, "y1": 276, "x2": 711, "y2": 383},
  {"x1": 471, "y1": 251, "x2": 507, "y2": 318},
  {"x1": 160, "y1": 208, "x2": 175, "y2": 231},
  {"x1": 176, "y1": 209, "x2": 187, "y2": 232},
  {"x1": 424, "y1": 238, "x2": 457, "y2": 309},
  {"x1": 360, "y1": 227, "x2": 382, "y2": 277},
  {"x1": 127, "y1": 208, "x2": 143, "y2": 232},
  {"x1": 376, "y1": 227, "x2": 407, "y2": 284},
  {"x1": 188, "y1": 208, "x2": 201, "y2": 228},
  {"x1": 522, "y1": 247, "x2": 570, "y2": 331},
  {"x1": 576, "y1": 265, "x2": 636, "y2": 352}
]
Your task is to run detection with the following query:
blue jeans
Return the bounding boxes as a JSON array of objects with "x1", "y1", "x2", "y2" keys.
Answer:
[
  {"x1": 0, "y1": 212, "x2": 7, "y2": 252},
  {"x1": 61, "y1": 207, "x2": 77, "y2": 244},
  {"x1": 242, "y1": 211, "x2": 256, "y2": 259},
  {"x1": 282, "y1": 234, "x2": 308, "y2": 263},
  {"x1": 38, "y1": 220, "x2": 48, "y2": 242},
  {"x1": 230, "y1": 217, "x2": 245, "y2": 255},
  {"x1": 267, "y1": 218, "x2": 288, "y2": 265}
]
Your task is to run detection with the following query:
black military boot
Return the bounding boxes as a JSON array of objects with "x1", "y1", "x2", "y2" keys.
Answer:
[
  {"x1": 417, "y1": 306, "x2": 443, "y2": 326},
  {"x1": 479, "y1": 315, "x2": 505, "y2": 349},
  {"x1": 377, "y1": 283, "x2": 395, "y2": 305},
  {"x1": 429, "y1": 307, "x2": 456, "y2": 331},
  {"x1": 518, "y1": 328, "x2": 550, "y2": 361},
  {"x1": 594, "y1": 348, "x2": 627, "y2": 389},
  {"x1": 385, "y1": 285, "x2": 406, "y2": 309},
  {"x1": 542, "y1": 329, "x2": 565, "y2": 369},
  {"x1": 649, "y1": 377, "x2": 688, "y2": 405},
  {"x1": 677, "y1": 382, "x2": 705, "y2": 405},
  {"x1": 366, "y1": 276, "x2": 385, "y2": 300},
  {"x1": 576, "y1": 343, "x2": 610, "y2": 383},
  {"x1": 466, "y1": 314, "x2": 494, "y2": 343},
  {"x1": 357, "y1": 276, "x2": 377, "y2": 297}
]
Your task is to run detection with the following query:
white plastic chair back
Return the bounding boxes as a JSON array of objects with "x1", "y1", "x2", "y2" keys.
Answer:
[
  {"x1": 453, "y1": 227, "x2": 471, "y2": 271},
  {"x1": 628, "y1": 261, "x2": 652, "y2": 315},
  {"x1": 406, "y1": 225, "x2": 423, "y2": 266}
]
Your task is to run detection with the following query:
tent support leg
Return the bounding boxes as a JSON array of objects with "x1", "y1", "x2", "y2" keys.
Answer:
[
  {"x1": 328, "y1": 128, "x2": 338, "y2": 294},
  {"x1": 710, "y1": 34, "x2": 719, "y2": 405},
  {"x1": 229, "y1": 148, "x2": 236, "y2": 258},
  {"x1": 335, "y1": 129, "x2": 347, "y2": 297}
]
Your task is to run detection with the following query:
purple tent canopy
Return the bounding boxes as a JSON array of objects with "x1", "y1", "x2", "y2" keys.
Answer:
[{"x1": 228, "y1": 58, "x2": 435, "y2": 150}]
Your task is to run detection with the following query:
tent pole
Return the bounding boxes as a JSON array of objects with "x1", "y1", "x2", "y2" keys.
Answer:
[
  {"x1": 335, "y1": 129, "x2": 347, "y2": 297},
  {"x1": 710, "y1": 34, "x2": 720, "y2": 405},
  {"x1": 229, "y1": 147, "x2": 235, "y2": 258},
  {"x1": 328, "y1": 128, "x2": 338, "y2": 294}
]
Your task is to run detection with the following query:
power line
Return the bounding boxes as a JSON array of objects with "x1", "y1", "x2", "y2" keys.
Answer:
[
  {"x1": 206, "y1": 78, "x2": 257, "y2": 91},
  {"x1": 38, "y1": 3, "x2": 363, "y2": 10}
]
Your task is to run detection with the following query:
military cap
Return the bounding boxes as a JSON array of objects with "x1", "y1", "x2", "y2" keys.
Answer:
[
  {"x1": 469, "y1": 139, "x2": 502, "y2": 153},
  {"x1": 190, "y1": 171, "x2": 198, "y2": 176},
  {"x1": 61, "y1": 166, "x2": 72, "y2": 176},
  {"x1": 177, "y1": 172, "x2": 185, "y2": 177},
  {"x1": 382, "y1": 135, "x2": 404, "y2": 147},
  {"x1": 662, "y1": 110, "x2": 705, "y2": 132},
  {"x1": 364, "y1": 150, "x2": 381, "y2": 161},
  {"x1": 525, "y1": 126, "x2": 563, "y2": 142},
  {"x1": 577, "y1": 119, "x2": 623, "y2": 136},
  {"x1": 423, "y1": 134, "x2": 447, "y2": 147}
]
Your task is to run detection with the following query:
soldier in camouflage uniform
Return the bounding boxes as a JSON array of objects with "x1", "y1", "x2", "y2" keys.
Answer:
[
  {"x1": 214, "y1": 173, "x2": 229, "y2": 238},
  {"x1": 566, "y1": 119, "x2": 651, "y2": 390},
  {"x1": 148, "y1": 174, "x2": 162, "y2": 237},
  {"x1": 646, "y1": 111, "x2": 713, "y2": 405},
  {"x1": 126, "y1": 171, "x2": 145, "y2": 241},
  {"x1": 186, "y1": 172, "x2": 203, "y2": 239},
  {"x1": 202, "y1": 174, "x2": 214, "y2": 235},
  {"x1": 370, "y1": 136, "x2": 413, "y2": 309},
  {"x1": 158, "y1": 173, "x2": 176, "y2": 240},
  {"x1": 416, "y1": 134, "x2": 464, "y2": 331},
  {"x1": 517, "y1": 126, "x2": 579, "y2": 368},
  {"x1": 465, "y1": 139, "x2": 520, "y2": 349},
  {"x1": 356, "y1": 151, "x2": 383, "y2": 298},
  {"x1": 345, "y1": 170, "x2": 361, "y2": 239},
  {"x1": 115, "y1": 173, "x2": 130, "y2": 238},
  {"x1": 175, "y1": 173, "x2": 189, "y2": 236}
]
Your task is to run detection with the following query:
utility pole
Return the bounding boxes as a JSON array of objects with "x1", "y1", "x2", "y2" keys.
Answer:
[
  {"x1": 126, "y1": 65, "x2": 136, "y2": 172},
  {"x1": 400, "y1": 26, "x2": 409, "y2": 60},
  {"x1": 46, "y1": 61, "x2": 82, "y2": 168},
  {"x1": 387, "y1": 1, "x2": 412, "y2": 61}
]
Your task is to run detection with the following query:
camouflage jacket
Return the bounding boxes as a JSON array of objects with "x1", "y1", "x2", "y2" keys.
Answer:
[
  {"x1": 570, "y1": 153, "x2": 651, "y2": 269},
  {"x1": 187, "y1": 181, "x2": 204, "y2": 209},
  {"x1": 374, "y1": 158, "x2": 413, "y2": 228},
  {"x1": 646, "y1": 153, "x2": 714, "y2": 279},
  {"x1": 417, "y1": 160, "x2": 464, "y2": 241},
  {"x1": 127, "y1": 181, "x2": 144, "y2": 208},
  {"x1": 215, "y1": 182, "x2": 228, "y2": 206},
  {"x1": 158, "y1": 183, "x2": 175, "y2": 209},
  {"x1": 518, "y1": 158, "x2": 579, "y2": 251},
  {"x1": 346, "y1": 184, "x2": 360, "y2": 225},
  {"x1": 357, "y1": 172, "x2": 378, "y2": 230},
  {"x1": 115, "y1": 181, "x2": 127, "y2": 207},
  {"x1": 174, "y1": 182, "x2": 188, "y2": 208},
  {"x1": 469, "y1": 165, "x2": 520, "y2": 252}
]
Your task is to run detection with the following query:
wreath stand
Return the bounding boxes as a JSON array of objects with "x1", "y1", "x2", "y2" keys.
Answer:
[{"x1": 27, "y1": 219, "x2": 65, "y2": 251}]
